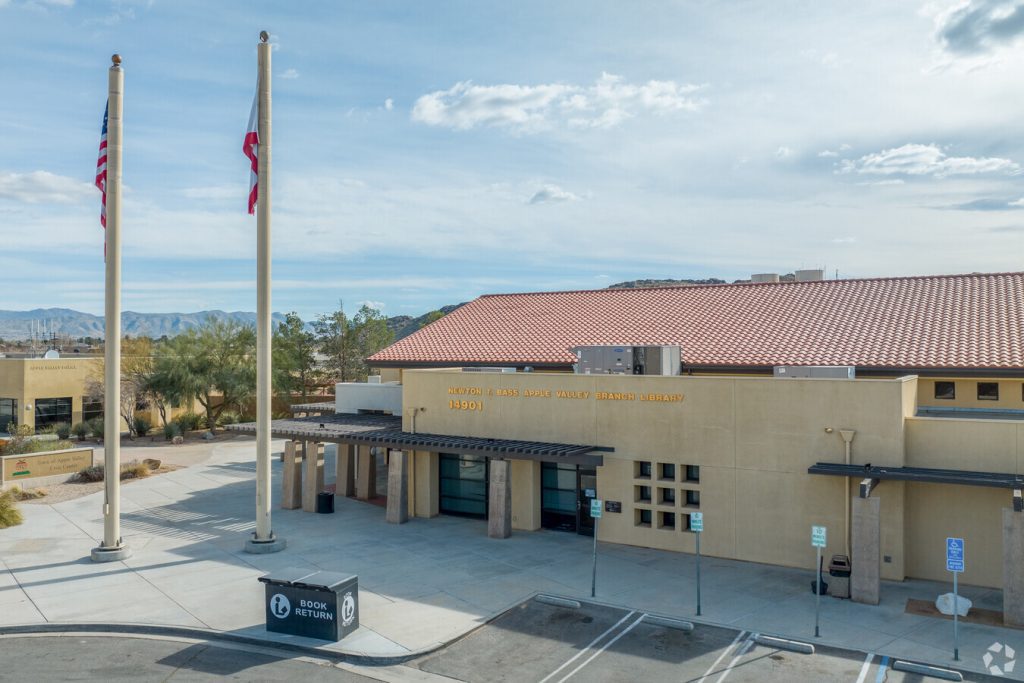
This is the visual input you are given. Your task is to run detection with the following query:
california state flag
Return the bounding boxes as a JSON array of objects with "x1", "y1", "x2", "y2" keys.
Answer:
[{"x1": 243, "y1": 89, "x2": 259, "y2": 214}]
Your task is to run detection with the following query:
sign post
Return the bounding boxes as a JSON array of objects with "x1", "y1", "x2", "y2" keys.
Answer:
[
  {"x1": 946, "y1": 537, "x2": 964, "y2": 662},
  {"x1": 691, "y1": 512, "x2": 703, "y2": 616},
  {"x1": 590, "y1": 499, "x2": 602, "y2": 598},
  {"x1": 811, "y1": 525, "x2": 827, "y2": 638}
]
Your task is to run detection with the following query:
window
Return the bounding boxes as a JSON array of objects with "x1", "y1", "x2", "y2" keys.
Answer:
[
  {"x1": 934, "y1": 381, "x2": 955, "y2": 400},
  {"x1": 636, "y1": 509, "x2": 652, "y2": 527},
  {"x1": 0, "y1": 398, "x2": 16, "y2": 431},
  {"x1": 685, "y1": 489, "x2": 701, "y2": 507},
  {"x1": 660, "y1": 511, "x2": 676, "y2": 529},
  {"x1": 683, "y1": 514, "x2": 693, "y2": 531},
  {"x1": 636, "y1": 485, "x2": 652, "y2": 502},
  {"x1": 636, "y1": 461, "x2": 652, "y2": 479},
  {"x1": 439, "y1": 453, "x2": 488, "y2": 518},
  {"x1": 34, "y1": 397, "x2": 72, "y2": 432},
  {"x1": 541, "y1": 462, "x2": 579, "y2": 532},
  {"x1": 686, "y1": 465, "x2": 700, "y2": 482},
  {"x1": 978, "y1": 382, "x2": 999, "y2": 401},
  {"x1": 660, "y1": 463, "x2": 676, "y2": 481},
  {"x1": 82, "y1": 397, "x2": 103, "y2": 423},
  {"x1": 659, "y1": 487, "x2": 675, "y2": 505}
]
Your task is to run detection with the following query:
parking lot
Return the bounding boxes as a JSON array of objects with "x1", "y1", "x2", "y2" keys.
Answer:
[{"x1": 412, "y1": 597, "x2": 999, "y2": 682}]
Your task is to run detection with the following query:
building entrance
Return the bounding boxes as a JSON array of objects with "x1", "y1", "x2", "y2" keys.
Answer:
[
  {"x1": 439, "y1": 453, "x2": 488, "y2": 518},
  {"x1": 541, "y1": 463, "x2": 597, "y2": 536}
]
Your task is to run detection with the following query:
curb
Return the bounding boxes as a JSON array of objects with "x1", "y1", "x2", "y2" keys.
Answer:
[{"x1": 0, "y1": 622, "x2": 438, "y2": 666}]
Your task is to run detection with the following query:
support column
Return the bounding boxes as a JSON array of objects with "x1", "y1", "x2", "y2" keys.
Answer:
[
  {"x1": 281, "y1": 440, "x2": 302, "y2": 509},
  {"x1": 302, "y1": 441, "x2": 324, "y2": 512},
  {"x1": 851, "y1": 496, "x2": 881, "y2": 605},
  {"x1": 1003, "y1": 507, "x2": 1024, "y2": 626},
  {"x1": 386, "y1": 449, "x2": 409, "y2": 524},
  {"x1": 356, "y1": 446, "x2": 377, "y2": 500},
  {"x1": 336, "y1": 444, "x2": 355, "y2": 498},
  {"x1": 488, "y1": 458, "x2": 512, "y2": 539}
]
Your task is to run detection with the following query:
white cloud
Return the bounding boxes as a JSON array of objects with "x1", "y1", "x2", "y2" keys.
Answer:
[
  {"x1": 280, "y1": 68, "x2": 299, "y2": 80},
  {"x1": 840, "y1": 143, "x2": 1019, "y2": 177},
  {"x1": 1011, "y1": 197, "x2": 1024, "y2": 206},
  {"x1": 934, "y1": 0, "x2": 1024, "y2": 56},
  {"x1": 384, "y1": 98, "x2": 394, "y2": 111},
  {"x1": 0, "y1": 170, "x2": 93, "y2": 204},
  {"x1": 776, "y1": 146, "x2": 795, "y2": 160},
  {"x1": 411, "y1": 72, "x2": 707, "y2": 133},
  {"x1": 358, "y1": 300, "x2": 386, "y2": 311},
  {"x1": 856, "y1": 179, "x2": 906, "y2": 186},
  {"x1": 528, "y1": 184, "x2": 581, "y2": 205},
  {"x1": 818, "y1": 150, "x2": 839, "y2": 158},
  {"x1": 831, "y1": 237, "x2": 857, "y2": 244}
]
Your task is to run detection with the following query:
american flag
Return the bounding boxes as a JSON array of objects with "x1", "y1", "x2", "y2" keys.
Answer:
[
  {"x1": 244, "y1": 89, "x2": 259, "y2": 214},
  {"x1": 95, "y1": 101, "x2": 108, "y2": 228}
]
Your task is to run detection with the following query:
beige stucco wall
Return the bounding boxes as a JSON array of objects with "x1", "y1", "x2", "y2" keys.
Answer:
[
  {"x1": 917, "y1": 377, "x2": 1024, "y2": 411},
  {"x1": 0, "y1": 358, "x2": 99, "y2": 431},
  {"x1": 402, "y1": 369, "x2": 917, "y2": 581}
]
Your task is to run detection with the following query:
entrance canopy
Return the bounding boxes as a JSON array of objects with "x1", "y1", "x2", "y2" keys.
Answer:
[
  {"x1": 808, "y1": 462, "x2": 1024, "y2": 489},
  {"x1": 228, "y1": 413, "x2": 608, "y2": 466}
]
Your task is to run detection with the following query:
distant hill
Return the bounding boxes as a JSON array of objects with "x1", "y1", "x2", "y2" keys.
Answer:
[
  {"x1": 608, "y1": 274, "x2": 796, "y2": 289},
  {"x1": 387, "y1": 303, "x2": 465, "y2": 341},
  {"x1": 0, "y1": 308, "x2": 288, "y2": 340},
  {"x1": 0, "y1": 305, "x2": 469, "y2": 341}
]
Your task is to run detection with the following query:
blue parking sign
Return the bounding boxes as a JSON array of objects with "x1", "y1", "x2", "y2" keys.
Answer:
[{"x1": 946, "y1": 537, "x2": 964, "y2": 573}]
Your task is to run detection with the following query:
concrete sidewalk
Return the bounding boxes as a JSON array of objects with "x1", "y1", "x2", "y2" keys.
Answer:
[{"x1": 0, "y1": 437, "x2": 1019, "y2": 679}]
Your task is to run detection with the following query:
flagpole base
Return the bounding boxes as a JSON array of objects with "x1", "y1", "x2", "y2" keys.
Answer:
[
  {"x1": 90, "y1": 544, "x2": 131, "y2": 563},
  {"x1": 244, "y1": 532, "x2": 286, "y2": 554}
]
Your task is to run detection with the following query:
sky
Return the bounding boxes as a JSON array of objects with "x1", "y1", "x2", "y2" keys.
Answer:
[{"x1": 1, "y1": 0, "x2": 1024, "y2": 320}]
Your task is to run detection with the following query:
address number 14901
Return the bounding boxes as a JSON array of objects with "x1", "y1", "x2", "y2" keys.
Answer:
[{"x1": 448, "y1": 399, "x2": 484, "y2": 412}]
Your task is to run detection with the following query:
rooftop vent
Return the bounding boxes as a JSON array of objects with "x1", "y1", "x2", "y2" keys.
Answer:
[{"x1": 795, "y1": 269, "x2": 824, "y2": 282}]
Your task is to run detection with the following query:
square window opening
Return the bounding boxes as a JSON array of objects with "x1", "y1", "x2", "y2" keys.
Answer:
[
  {"x1": 685, "y1": 489, "x2": 700, "y2": 507},
  {"x1": 659, "y1": 487, "x2": 676, "y2": 505},
  {"x1": 636, "y1": 508, "x2": 652, "y2": 527},
  {"x1": 636, "y1": 461, "x2": 652, "y2": 479},
  {"x1": 635, "y1": 485, "x2": 652, "y2": 502},
  {"x1": 660, "y1": 511, "x2": 676, "y2": 529},
  {"x1": 685, "y1": 465, "x2": 700, "y2": 483},
  {"x1": 934, "y1": 381, "x2": 955, "y2": 400},
  {"x1": 659, "y1": 463, "x2": 676, "y2": 481},
  {"x1": 978, "y1": 382, "x2": 999, "y2": 401}
]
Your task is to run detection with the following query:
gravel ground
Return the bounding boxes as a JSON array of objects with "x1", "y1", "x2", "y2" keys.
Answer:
[{"x1": 19, "y1": 465, "x2": 182, "y2": 506}]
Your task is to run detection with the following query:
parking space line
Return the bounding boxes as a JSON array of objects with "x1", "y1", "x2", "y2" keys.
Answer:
[
  {"x1": 874, "y1": 655, "x2": 889, "y2": 683},
  {"x1": 537, "y1": 610, "x2": 637, "y2": 683},
  {"x1": 855, "y1": 652, "x2": 875, "y2": 683},
  {"x1": 555, "y1": 613, "x2": 647, "y2": 683},
  {"x1": 714, "y1": 632, "x2": 757, "y2": 683},
  {"x1": 694, "y1": 630, "x2": 748, "y2": 683}
]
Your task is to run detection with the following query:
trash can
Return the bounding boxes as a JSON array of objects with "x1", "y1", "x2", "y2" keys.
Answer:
[
  {"x1": 316, "y1": 491, "x2": 334, "y2": 514},
  {"x1": 828, "y1": 554, "x2": 851, "y2": 599},
  {"x1": 259, "y1": 568, "x2": 358, "y2": 641}
]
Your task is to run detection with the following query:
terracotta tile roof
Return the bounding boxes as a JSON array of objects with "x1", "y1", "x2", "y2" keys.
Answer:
[{"x1": 368, "y1": 272, "x2": 1024, "y2": 371}]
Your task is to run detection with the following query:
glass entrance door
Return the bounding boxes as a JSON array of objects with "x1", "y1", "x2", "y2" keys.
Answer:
[
  {"x1": 541, "y1": 462, "x2": 578, "y2": 531},
  {"x1": 439, "y1": 453, "x2": 488, "y2": 518},
  {"x1": 577, "y1": 467, "x2": 598, "y2": 537}
]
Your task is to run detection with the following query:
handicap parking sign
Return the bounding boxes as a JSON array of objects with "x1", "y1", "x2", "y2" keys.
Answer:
[{"x1": 946, "y1": 537, "x2": 964, "y2": 573}]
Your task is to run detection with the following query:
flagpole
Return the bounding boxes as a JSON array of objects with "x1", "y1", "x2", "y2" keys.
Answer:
[
  {"x1": 92, "y1": 54, "x2": 130, "y2": 563},
  {"x1": 246, "y1": 30, "x2": 284, "y2": 554}
]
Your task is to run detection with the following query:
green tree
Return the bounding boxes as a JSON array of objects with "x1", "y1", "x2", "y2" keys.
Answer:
[
  {"x1": 273, "y1": 312, "x2": 317, "y2": 402},
  {"x1": 314, "y1": 302, "x2": 394, "y2": 384},
  {"x1": 420, "y1": 310, "x2": 445, "y2": 329},
  {"x1": 85, "y1": 336, "x2": 156, "y2": 439},
  {"x1": 151, "y1": 319, "x2": 256, "y2": 429}
]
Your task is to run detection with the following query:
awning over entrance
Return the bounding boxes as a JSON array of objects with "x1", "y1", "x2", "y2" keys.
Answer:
[
  {"x1": 227, "y1": 413, "x2": 609, "y2": 466},
  {"x1": 808, "y1": 462, "x2": 1024, "y2": 489}
]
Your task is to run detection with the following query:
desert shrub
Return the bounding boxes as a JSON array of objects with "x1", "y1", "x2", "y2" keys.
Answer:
[
  {"x1": 1, "y1": 424, "x2": 72, "y2": 456},
  {"x1": 163, "y1": 422, "x2": 181, "y2": 441},
  {"x1": 54, "y1": 423, "x2": 71, "y2": 440},
  {"x1": 8, "y1": 487, "x2": 46, "y2": 501},
  {"x1": 0, "y1": 489, "x2": 24, "y2": 528},
  {"x1": 37, "y1": 424, "x2": 57, "y2": 436},
  {"x1": 173, "y1": 412, "x2": 203, "y2": 432},
  {"x1": 88, "y1": 417, "x2": 105, "y2": 440},
  {"x1": 72, "y1": 422, "x2": 89, "y2": 440},
  {"x1": 132, "y1": 416, "x2": 152, "y2": 437},
  {"x1": 76, "y1": 461, "x2": 152, "y2": 483},
  {"x1": 217, "y1": 412, "x2": 239, "y2": 426}
]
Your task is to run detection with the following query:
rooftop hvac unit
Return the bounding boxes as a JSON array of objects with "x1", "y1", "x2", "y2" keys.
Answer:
[
  {"x1": 572, "y1": 345, "x2": 681, "y2": 376},
  {"x1": 461, "y1": 367, "x2": 517, "y2": 373},
  {"x1": 773, "y1": 365, "x2": 855, "y2": 379}
]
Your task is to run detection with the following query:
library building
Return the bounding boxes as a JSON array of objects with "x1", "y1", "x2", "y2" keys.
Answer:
[{"x1": 233, "y1": 270, "x2": 1024, "y2": 624}]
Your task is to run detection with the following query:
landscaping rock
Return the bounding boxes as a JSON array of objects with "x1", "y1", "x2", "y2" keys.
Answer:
[
  {"x1": 171, "y1": 435, "x2": 184, "y2": 445},
  {"x1": 936, "y1": 592, "x2": 972, "y2": 617},
  {"x1": 142, "y1": 458, "x2": 161, "y2": 471},
  {"x1": 203, "y1": 431, "x2": 215, "y2": 441}
]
